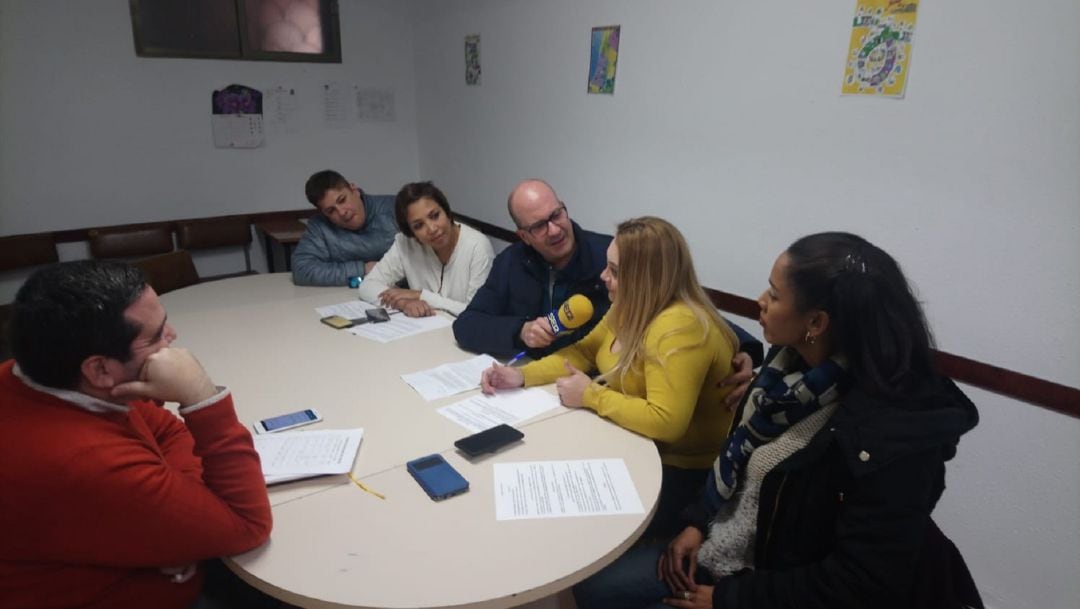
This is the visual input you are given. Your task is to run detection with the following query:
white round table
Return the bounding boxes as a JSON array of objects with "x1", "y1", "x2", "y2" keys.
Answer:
[{"x1": 161, "y1": 274, "x2": 662, "y2": 609}]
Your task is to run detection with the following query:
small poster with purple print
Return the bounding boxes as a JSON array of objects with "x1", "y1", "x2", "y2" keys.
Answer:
[{"x1": 211, "y1": 84, "x2": 265, "y2": 148}]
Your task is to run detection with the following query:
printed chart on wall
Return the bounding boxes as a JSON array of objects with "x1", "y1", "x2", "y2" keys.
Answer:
[
  {"x1": 211, "y1": 84, "x2": 264, "y2": 148},
  {"x1": 323, "y1": 82, "x2": 396, "y2": 125},
  {"x1": 356, "y1": 87, "x2": 395, "y2": 122},
  {"x1": 841, "y1": 0, "x2": 919, "y2": 98},
  {"x1": 262, "y1": 86, "x2": 300, "y2": 134},
  {"x1": 465, "y1": 34, "x2": 481, "y2": 85},
  {"x1": 587, "y1": 25, "x2": 620, "y2": 95}
]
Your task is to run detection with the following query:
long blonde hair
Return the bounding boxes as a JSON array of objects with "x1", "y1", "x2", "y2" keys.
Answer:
[{"x1": 603, "y1": 217, "x2": 738, "y2": 384}]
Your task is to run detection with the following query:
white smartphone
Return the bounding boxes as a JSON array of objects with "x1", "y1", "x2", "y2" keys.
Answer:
[{"x1": 253, "y1": 408, "x2": 323, "y2": 434}]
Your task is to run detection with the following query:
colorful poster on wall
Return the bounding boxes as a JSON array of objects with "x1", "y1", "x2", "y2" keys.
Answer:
[
  {"x1": 842, "y1": 0, "x2": 919, "y2": 98},
  {"x1": 587, "y1": 25, "x2": 620, "y2": 95},
  {"x1": 465, "y1": 34, "x2": 481, "y2": 85}
]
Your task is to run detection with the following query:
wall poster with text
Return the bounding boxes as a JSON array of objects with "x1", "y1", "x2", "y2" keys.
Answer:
[{"x1": 842, "y1": 0, "x2": 919, "y2": 98}]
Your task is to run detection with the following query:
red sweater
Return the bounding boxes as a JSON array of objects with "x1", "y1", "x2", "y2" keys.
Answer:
[{"x1": 0, "y1": 360, "x2": 272, "y2": 609}]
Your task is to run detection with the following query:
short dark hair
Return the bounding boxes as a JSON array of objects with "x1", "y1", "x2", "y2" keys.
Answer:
[
  {"x1": 785, "y1": 232, "x2": 937, "y2": 397},
  {"x1": 9, "y1": 260, "x2": 147, "y2": 389},
  {"x1": 394, "y1": 181, "x2": 452, "y2": 237},
  {"x1": 305, "y1": 170, "x2": 351, "y2": 206}
]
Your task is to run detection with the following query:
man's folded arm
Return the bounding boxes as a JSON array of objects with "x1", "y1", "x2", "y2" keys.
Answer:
[
  {"x1": 25, "y1": 394, "x2": 272, "y2": 568},
  {"x1": 291, "y1": 229, "x2": 364, "y2": 286}
]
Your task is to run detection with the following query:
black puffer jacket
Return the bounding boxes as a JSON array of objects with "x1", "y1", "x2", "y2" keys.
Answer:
[{"x1": 690, "y1": 363, "x2": 980, "y2": 609}]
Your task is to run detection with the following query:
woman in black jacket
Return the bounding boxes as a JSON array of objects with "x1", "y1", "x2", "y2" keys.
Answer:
[{"x1": 573, "y1": 232, "x2": 982, "y2": 609}]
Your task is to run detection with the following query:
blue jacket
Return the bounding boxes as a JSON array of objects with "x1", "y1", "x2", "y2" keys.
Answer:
[
  {"x1": 453, "y1": 221, "x2": 763, "y2": 365},
  {"x1": 291, "y1": 194, "x2": 398, "y2": 287}
]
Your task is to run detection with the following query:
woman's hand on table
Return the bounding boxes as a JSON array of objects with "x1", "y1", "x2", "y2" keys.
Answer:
[
  {"x1": 480, "y1": 363, "x2": 524, "y2": 394},
  {"x1": 554, "y1": 361, "x2": 590, "y2": 407},
  {"x1": 378, "y1": 288, "x2": 421, "y2": 309},
  {"x1": 400, "y1": 300, "x2": 434, "y2": 317}
]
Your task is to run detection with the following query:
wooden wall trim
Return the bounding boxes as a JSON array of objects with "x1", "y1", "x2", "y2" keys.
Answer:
[
  {"x1": 701, "y1": 287, "x2": 1080, "y2": 419},
  {"x1": 44, "y1": 209, "x2": 317, "y2": 244},
  {"x1": 455, "y1": 213, "x2": 519, "y2": 243},
  {"x1": 454, "y1": 212, "x2": 1080, "y2": 418},
  {"x1": 5, "y1": 210, "x2": 1077, "y2": 417}
]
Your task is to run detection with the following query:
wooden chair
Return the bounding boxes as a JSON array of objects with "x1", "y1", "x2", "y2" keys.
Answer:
[
  {"x1": 88, "y1": 224, "x2": 174, "y2": 259},
  {"x1": 134, "y1": 251, "x2": 200, "y2": 295},
  {"x1": 0, "y1": 234, "x2": 60, "y2": 273},
  {"x1": 0, "y1": 234, "x2": 60, "y2": 360},
  {"x1": 175, "y1": 217, "x2": 254, "y2": 280}
]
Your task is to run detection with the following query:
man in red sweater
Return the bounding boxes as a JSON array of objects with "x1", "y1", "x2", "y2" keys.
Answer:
[{"x1": 0, "y1": 260, "x2": 274, "y2": 609}]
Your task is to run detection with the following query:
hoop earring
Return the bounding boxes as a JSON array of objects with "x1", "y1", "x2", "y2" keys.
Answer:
[{"x1": 804, "y1": 330, "x2": 816, "y2": 345}]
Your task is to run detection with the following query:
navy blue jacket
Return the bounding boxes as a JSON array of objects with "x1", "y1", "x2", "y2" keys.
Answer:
[
  {"x1": 453, "y1": 222, "x2": 612, "y2": 358},
  {"x1": 452, "y1": 222, "x2": 763, "y2": 365}
]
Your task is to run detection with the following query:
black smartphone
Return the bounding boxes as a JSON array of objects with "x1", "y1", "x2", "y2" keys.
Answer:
[
  {"x1": 365, "y1": 308, "x2": 391, "y2": 323},
  {"x1": 454, "y1": 424, "x2": 524, "y2": 457}
]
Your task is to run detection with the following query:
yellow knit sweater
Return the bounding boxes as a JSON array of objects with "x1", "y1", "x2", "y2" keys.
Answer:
[{"x1": 520, "y1": 302, "x2": 736, "y2": 469}]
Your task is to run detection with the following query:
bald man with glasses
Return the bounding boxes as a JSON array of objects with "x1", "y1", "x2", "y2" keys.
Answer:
[
  {"x1": 453, "y1": 179, "x2": 613, "y2": 359},
  {"x1": 453, "y1": 180, "x2": 763, "y2": 382}
]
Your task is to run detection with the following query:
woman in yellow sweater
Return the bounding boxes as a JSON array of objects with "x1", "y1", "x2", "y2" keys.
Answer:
[{"x1": 481, "y1": 216, "x2": 738, "y2": 536}]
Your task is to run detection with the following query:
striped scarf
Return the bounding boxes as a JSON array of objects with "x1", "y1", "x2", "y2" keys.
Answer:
[{"x1": 703, "y1": 347, "x2": 848, "y2": 511}]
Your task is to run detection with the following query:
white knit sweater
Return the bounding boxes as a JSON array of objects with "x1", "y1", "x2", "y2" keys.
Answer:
[
  {"x1": 697, "y1": 403, "x2": 839, "y2": 577},
  {"x1": 356, "y1": 223, "x2": 494, "y2": 315}
]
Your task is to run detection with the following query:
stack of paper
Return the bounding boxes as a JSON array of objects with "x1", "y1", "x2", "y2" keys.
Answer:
[
  {"x1": 401, "y1": 354, "x2": 497, "y2": 401},
  {"x1": 315, "y1": 301, "x2": 377, "y2": 319},
  {"x1": 253, "y1": 428, "x2": 364, "y2": 485},
  {"x1": 348, "y1": 314, "x2": 451, "y2": 343},
  {"x1": 437, "y1": 388, "x2": 561, "y2": 433},
  {"x1": 493, "y1": 459, "x2": 644, "y2": 520}
]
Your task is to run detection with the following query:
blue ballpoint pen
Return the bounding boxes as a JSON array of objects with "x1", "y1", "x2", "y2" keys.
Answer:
[{"x1": 504, "y1": 351, "x2": 527, "y2": 366}]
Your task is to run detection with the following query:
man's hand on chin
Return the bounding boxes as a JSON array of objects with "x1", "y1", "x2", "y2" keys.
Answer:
[{"x1": 112, "y1": 348, "x2": 218, "y2": 407}]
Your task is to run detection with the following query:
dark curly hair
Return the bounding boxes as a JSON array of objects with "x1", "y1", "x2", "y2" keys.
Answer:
[{"x1": 10, "y1": 260, "x2": 147, "y2": 389}]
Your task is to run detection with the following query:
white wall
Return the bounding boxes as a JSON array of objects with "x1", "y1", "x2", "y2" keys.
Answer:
[
  {"x1": 410, "y1": 1, "x2": 1080, "y2": 608},
  {"x1": 0, "y1": 0, "x2": 421, "y2": 282},
  {"x1": 0, "y1": 0, "x2": 421, "y2": 233},
  {"x1": 2, "y1": 1, "x2": 1078, "y2": 606}
]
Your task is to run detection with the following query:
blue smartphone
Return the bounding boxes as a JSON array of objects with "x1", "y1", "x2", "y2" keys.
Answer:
[{"x1": 406, "y1": 454, "x2": 469, "y2": 501}]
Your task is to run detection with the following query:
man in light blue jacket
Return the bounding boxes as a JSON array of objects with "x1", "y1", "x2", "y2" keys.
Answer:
[{"x1": 291, "y1": 170, "x2": 398, "y2": 286}]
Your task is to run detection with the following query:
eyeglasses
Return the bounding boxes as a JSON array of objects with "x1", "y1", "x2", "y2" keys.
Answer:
[{"x1": 519, "y1": 204, "x2": 567, "y2": 238}]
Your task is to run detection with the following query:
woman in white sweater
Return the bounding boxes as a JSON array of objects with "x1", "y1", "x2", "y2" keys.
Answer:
[{"x1": 357, "y1": 181, "x2": 494, "y2": 317}]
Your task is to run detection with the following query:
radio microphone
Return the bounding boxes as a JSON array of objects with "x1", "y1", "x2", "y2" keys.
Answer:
[{"x1": 547, "y1": 294, "x2": 595, "y2": 335}]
